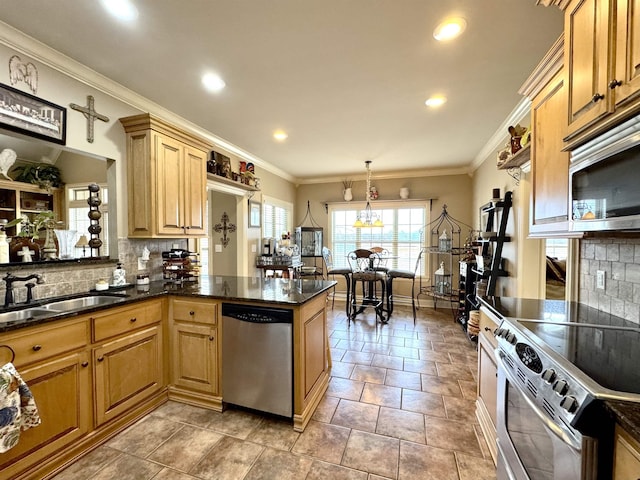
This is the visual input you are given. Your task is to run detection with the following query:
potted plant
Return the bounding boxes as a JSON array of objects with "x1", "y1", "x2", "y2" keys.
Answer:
[{"x1": 10, "y1": 164, "x2": 63, "y2": 192}]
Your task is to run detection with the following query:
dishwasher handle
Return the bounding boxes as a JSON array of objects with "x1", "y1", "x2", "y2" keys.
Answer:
[{"x1": 222, "y1": 303, "x2": 293, "y2": 324}]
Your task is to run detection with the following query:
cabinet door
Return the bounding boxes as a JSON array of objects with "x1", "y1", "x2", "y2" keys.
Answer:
[
  {"x1": 531, "y1": 69, "x2": 571, "y2": 232},
  {"x1": 171, "y1": 322, "x2": 218, "y2": 395},
  {"x1": 303, "y1": 309, "x2": 326, "y2": 398},
  {"x1": 476, "y1": 334, "x2": 498, "y2": 464},
  {"x1": 126, "y1": 130, "x2": 154, "y2": 237},
  {"x1": 613, "y1": 0, "x2": 640, "y2": 108},
  {"x1": 613, "y1": 425, "x2": 640, "y2": 478},
  {"x1": 94, "y1": 325, "x2": 163, "y2": 426},
  {"x1": 183, "y1": 145, "x2": 207, "y2": 235},
  {"x1": 155, "y1": 133, "x2": 185, "y2": 236},
  {"x1": 565, "y1": 0, "x2": 612, "y2": 138},
  {"x1": 0, "y1": 352, "x2": 91, "y2": 478}
]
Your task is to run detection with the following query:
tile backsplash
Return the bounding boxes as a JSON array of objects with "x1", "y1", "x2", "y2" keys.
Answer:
[
  {"x1": 580, "y1": 237, "x2": 640, "y2": 324},
  {"x1": 0, "y1": 237, "x2": 187, "y2": 304}
]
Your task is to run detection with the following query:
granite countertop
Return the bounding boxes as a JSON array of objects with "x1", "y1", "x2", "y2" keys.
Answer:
[
  {"x1": 0, "y1": 275, "x2": 337, "y2": 333},
  {"x1": 479, "y1": 295, "x2": 640, "y2": 442}
]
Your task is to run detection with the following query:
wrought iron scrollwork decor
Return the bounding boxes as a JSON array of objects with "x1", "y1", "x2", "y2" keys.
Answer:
[{"x1": 214, "y1": 212, "x2": 236, "y2": 248}]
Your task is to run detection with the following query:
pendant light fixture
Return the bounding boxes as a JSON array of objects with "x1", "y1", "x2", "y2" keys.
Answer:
[{"x1": 353, "y1": 160, "x2": 383, "y2": 228}]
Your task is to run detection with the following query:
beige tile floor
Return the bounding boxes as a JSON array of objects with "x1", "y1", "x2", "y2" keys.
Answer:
[{"x1": 52, "y1": 303, "x2": 497, "y2": 480}]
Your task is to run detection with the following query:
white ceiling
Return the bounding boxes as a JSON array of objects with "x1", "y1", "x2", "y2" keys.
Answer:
[{"x1": 0, "y1": 1, "x2": 563, "y2": 181}]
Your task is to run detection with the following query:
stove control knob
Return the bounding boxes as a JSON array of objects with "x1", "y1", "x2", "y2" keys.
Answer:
[
  {"x1": 494, "y1": 328, "x2": 503, "y2": 337},
  {"x1": 541, "y1": 368, "x2": 557, "y2": 384},
  {"x1": 560, "y1": 395, "x2": 579, "y2": 413},
  {"x1": 505, "y1": 331, "x2": 517, "y2": 344},
  {"x1": 553, "y1": 379, "x2": 569, "y2": 396}
]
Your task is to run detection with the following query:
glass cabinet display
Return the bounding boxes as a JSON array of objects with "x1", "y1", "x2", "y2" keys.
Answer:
[{"x1": 295, "y1": 227, "x2": 323, "y2": 257}]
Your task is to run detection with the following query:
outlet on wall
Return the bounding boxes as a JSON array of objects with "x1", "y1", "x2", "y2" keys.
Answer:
[{"x1": 597, "y1": 270, "x2": 606, "y2": 290}]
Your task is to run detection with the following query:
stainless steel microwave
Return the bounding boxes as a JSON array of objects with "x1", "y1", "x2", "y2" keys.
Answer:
[{"x1": 570, "y1": 115, "x2": 640, "y2": 232}]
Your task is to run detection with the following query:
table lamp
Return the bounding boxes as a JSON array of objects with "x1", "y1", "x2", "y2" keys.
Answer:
[{"x1": 75, "y1": 234, "x2": 89, "y2": 257}]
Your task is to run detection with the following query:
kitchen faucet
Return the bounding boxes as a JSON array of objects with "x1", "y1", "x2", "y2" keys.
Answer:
[{"x1": 2, "y1": 272, "x2": 45, "y2": 308}]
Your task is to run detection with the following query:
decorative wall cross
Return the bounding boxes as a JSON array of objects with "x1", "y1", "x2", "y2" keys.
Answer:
[
  {"x1": 69, "y1": 95, "x2": 109, "y2": 143},
  {"x1": 213, "y1": 212, "x2": 236, "y2": 247}
]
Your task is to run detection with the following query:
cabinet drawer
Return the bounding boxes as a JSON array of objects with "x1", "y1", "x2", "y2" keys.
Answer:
[
  {"x1": 172, "y1": 298, "x2": 217, "y2": 325},
  {"x1": 92, "y1": 300, "x2": 162, "y2": 342},
  {"x1": 479, "y1": 310, "x2": 499, "y2": 350},
  {"x1": 3, "y1": 319, "x2": 88, "y2": 367}
]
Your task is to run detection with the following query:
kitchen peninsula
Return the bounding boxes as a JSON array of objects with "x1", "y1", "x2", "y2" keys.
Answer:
[{"x1": 0, "y1": 276, "x2": 335, "y2": 480}]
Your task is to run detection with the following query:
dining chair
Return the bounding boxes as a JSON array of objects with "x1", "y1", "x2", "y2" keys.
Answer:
[
  {"x1": 386, "y1": 247, "x2": 424, "y2": 323},
  {"x1": 370, "y1": 246, "x2": 390, "y2": 273},
  {"x1": 347, "y1": 248, "x2": 387, "y2": 324},
  {"x1": 322, "y1": 247, "x2": 352, "y2": 316}
]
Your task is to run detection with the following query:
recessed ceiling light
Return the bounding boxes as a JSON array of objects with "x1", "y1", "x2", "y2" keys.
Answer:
[
  {"x1": 100, "y1": 0, "x2": 139, "y2": 22},
  {"x1": 433, "y1": 17, "x2": 467, "y2": 41},
  {"x1": 202, "y1": 73, "x2": 226, "y2": 92},
  {"x1": 425, "y1": 96, "x2": 447, "y2": 108},
  {"x1": 273, "y1": 130, "x2": 288, "y2": 141}
]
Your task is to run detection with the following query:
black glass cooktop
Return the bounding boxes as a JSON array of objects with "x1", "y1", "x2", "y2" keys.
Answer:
[{"x1": 488, "y1": 298, "x2": 640, "y2": 395}]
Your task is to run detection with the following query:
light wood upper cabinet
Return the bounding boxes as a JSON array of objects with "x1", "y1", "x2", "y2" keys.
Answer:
[
  {"x1": 120, "y1": 113, "x2": 208, "y2": 238},
  {"x1": 531, "y1": 68, "x2": 571, "y2": 233},
  {"x1": 613, "y1": 0, "x2": 640, "y2": 108},
  {"x1": 565, "y1": 0, "x2": 611, "y2": 138},
  {"x1": 564, "y1": 0, "x2": 640, "y2": 145}
]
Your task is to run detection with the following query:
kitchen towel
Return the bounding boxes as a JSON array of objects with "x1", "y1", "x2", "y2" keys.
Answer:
[{"x1": 0, "y1": 362, "x2": 40, "y2": 452}]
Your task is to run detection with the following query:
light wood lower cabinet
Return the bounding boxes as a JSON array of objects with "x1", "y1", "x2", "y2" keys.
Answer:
[
  {"x1": 613, "y1": 424, "x2": 640, "y2": 479},
  {"x1": 476, "y1": 308, "x2": 499, "y2": 465},
  {"x1": 0, "y1": 319, "x2": 91, "y2": 480},
  {"x1": 93, "y1": 324, "x2": 163, "y2": 426},
  {"x1": 168, "y1": 298, "x2": 221, "y2": 409},
  {"x1": 294, "y1": 293, "x2": 330, "y2": 432},
  {"x1": 0, "y1": 352, "x2": 91, "y2": 480}
]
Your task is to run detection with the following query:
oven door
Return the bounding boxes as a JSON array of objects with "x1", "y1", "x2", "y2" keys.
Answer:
[{"x1": 495, "y1": 350, "x2": 584, "y2": 480}]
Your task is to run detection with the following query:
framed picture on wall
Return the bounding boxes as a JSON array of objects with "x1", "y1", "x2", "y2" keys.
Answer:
[
  {"x1": 0, "y1": 82, "x2": 66, "y2": 144},
  {"x1": 249, "y1": 200, "x2": 261, "y2": 228}
]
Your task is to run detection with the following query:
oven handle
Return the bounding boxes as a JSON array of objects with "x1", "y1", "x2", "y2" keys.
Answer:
[{"x1": 496, "y1": 350, "x2": 582, "y2": 451}]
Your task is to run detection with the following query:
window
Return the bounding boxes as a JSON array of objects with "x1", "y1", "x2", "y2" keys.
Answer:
[
  {"x1": 66, "y1": 183, "x2": 109, "y2": 256},
  {"x1": 328, "y1": 201, "x2": 427, "y2": 273},
  {"x1": 262, "y1": 196, "x2": 293, "y2": 240}
]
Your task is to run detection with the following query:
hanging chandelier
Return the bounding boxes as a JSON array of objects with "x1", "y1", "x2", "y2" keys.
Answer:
[{"x1": 353, "y1": 160, "x2": 384, "y2": 228}]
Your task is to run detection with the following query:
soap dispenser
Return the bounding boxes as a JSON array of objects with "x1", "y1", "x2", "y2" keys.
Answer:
[
  {"x1": 0, "y1": 220, "x2": 8, "y2": 264},
  {"x1": 113, "y1": 262, "x2": 126, "y2": 286}
]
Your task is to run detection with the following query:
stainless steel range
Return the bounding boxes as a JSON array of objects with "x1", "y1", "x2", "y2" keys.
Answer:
[{"x1": 492, "y1": 300, "x2": 640, "y2": 480}]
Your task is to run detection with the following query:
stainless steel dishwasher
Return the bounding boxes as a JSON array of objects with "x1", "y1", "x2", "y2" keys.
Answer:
[{"x1": 221, "y1": 303, "x2": 293, "y2": 417}]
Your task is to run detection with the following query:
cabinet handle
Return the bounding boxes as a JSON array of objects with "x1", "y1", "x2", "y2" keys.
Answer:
[
  {"x1": 484, "y1": 327, "x2": 492, "y2": 332},
  {"x1": 591, "y1": 93, "x2": 605, "y2": 103},
  {"x1": 189, "y1": 311, "x2": 195, "y2": 316},
  {"x1": 97, "y1": 356, "x2": 104, "y2": 362},
  {"x1": 609, "y1": 79, "x2": 622, "y2": 89},
  {"x1": 81, "y1": 361, "x2": 89, "y2": 367},
  {"x1": 130, "y1": 317, "x2": 137, "y2": 323},
  {"x1": 209, "y1": 336, "x2": 214, "y2": 341},
  {"x1": 32, "y1": 344, "x2": 41, "y2": 351}
]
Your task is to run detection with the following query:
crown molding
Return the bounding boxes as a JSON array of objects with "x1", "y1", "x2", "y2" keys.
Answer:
[
  {"x1": 535, "y1": 0, "x2": 570, "y2": 9},
  {"x1": 0, "y1": 21, "x2": 295, "y2": 183},
  {"x1": 297, "y1": 165, "x2": 472, "y2": 185},
  {"x1": 518, "y1": 35, "x2": 564, "y2": 99}
]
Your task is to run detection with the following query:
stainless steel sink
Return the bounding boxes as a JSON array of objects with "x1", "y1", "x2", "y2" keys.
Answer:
[
  {"x1": 41, "y1": 295, "x2": 127, "y2": 311},
  {"x1": 0, "y1": 307, "x2": 58, "y2": 323},
  {"x1": 0, "y1": 295, "x2": 127, "y2": 324}
]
